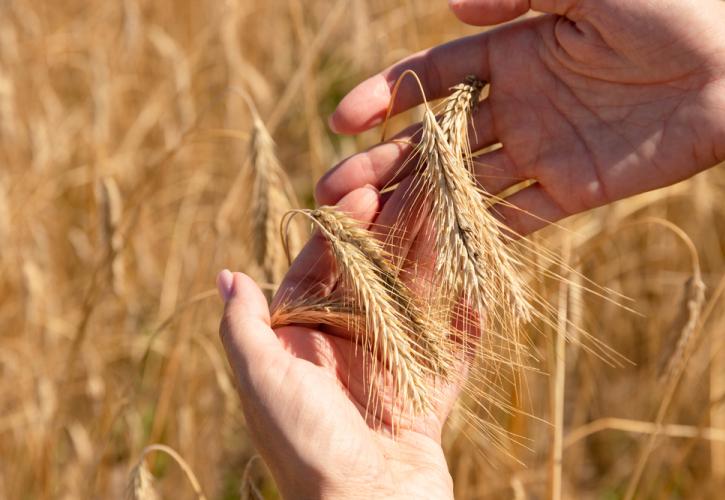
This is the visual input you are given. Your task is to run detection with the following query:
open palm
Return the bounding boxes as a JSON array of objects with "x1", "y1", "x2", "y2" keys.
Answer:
[
  {"x1": 317, "y1": 0, "x2": 725, "y2": 234},
  {"x1": 219, "y1": 187, "x2": 457, "y2": 500}
]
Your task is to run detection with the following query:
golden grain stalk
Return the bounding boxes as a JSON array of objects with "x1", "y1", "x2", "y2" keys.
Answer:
[
  {"x1": 405, "y1": 76, "x2": 533, "y2": 366},
  {"x1": 247, "y1": 110, "x2": 305, "y2": 288},
  {"x1": 273, "y1": 206, "x2": 455, "y2": 413}
]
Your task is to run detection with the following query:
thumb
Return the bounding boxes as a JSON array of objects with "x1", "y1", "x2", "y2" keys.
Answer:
[
  {"x1": 448, "y1": 0, "x2": 580, "y2": 26},
  {"x1": 217, "y1": 271, "x2": 285, "y2": 389}
]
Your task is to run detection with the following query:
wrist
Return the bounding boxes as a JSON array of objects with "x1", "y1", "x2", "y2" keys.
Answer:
[
  {"x1": 316, "y1": 438, "x2": 454, "y2": 500},
  {"x1": 318, "y1": 475, "x2": 454, "y2": 500},
  {"x1": 274, "y1": 443, "x2": 454, "y2": 500}
]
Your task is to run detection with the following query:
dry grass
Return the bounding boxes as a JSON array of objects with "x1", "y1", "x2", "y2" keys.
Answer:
[{"x1": 0, "y1": 1, "x2": 724, "y2": 499}]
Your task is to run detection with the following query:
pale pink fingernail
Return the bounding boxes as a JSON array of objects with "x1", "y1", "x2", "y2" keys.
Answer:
[
  {"x1": 327, "y1": 113, "x2": 339, "y2": 133},
  {"x1": 216, "y1": 269, "x2": 234, "y2": 302}
]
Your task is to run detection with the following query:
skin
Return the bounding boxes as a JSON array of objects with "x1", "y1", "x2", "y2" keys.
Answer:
[{"x1": 220, "y1": 0, "x2": 725, "y2": 498}]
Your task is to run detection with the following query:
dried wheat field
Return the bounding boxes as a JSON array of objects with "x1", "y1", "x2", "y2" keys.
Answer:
[{"x1": 0, "y1": 1, "x2": 724, "y2": 499}]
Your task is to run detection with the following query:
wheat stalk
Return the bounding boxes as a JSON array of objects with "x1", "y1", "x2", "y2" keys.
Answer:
[
  {"x1": 403, "y1": 77, "x2": 533, "y2": 378},
  {"x1": 248, "y1": 109, "x2": 304, "y2": 288},
  {"x1": 624, "y1": 218, "x2": 707, "y2": 500},
  {"x1": 273, "y1": 206, "x2": 454, "y2": 413},
  {"x1": 250, "y1": 113, "x2": 302, "y2": 290},
  {"x1": 216, "y1": 94, "x2": 304, "y2": 291}
]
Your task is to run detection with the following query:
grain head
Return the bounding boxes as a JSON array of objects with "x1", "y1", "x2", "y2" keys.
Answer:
[
  {"x1": 273, "y1": 206, "x2": 456, "y2": 415},
  {"x1": 248, "y1": 108, "x2": 305, "y2": 289},
  {"x1": 404, "y1": 77, "x2": 534, "y2": 379}
]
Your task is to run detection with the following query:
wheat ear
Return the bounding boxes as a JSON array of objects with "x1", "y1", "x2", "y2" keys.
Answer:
[
  {"x1": 272, "y1": 206, "x2": 454, "y2": 413},
  {"x1": 247, "y1": 109, "x2": 305, "y2": 287},
  {"x1": 406, "y1": 77, "x2": 533, "y2": 365}
]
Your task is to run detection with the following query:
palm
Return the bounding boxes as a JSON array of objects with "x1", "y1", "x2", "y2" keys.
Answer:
[
  {"x1": 483, "y1": 2, "x2": 725, "y2": 231},
  {"x1": 252, "y1": 323, "x2": 454, "y2": 498}
]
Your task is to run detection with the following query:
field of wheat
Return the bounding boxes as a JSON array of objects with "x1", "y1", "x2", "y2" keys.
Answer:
[{"x1": 1, "y1": 1, "x2": 724, "y2": 499}]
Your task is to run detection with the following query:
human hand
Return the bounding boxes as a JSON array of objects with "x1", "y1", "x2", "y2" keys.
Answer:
[
  {"x1": 218, "y1": 186, "x2": 459, "y2": 500},
  {"x1": 317, "y1": 0, "x2": 725, "y2": 235}
]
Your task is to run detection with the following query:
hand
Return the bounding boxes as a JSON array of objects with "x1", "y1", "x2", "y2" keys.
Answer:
[
  {"x1": 218, "y1": 187, "x2": 458, "y2": 500},
  {"x1": 317, "y1": 0, "x2": 725, "y2": 235}
]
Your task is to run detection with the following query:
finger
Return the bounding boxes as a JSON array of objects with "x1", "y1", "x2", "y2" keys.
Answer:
[
  {"x1": 273, "y1": 185, "x2": 381, "y2": 308},
  {"x1": 329, "y1": 32, "x2": 491, "y2": 135},
  {"x1": 449, "y1": 0, "x2": 528, "y2": 25},
  {"x1": 219, "y1": 272, "x2": 286, "y2": 388},
  {"x1": 315, "y1": 123, "x2": 421, "y2": 206},
  {"x1": 317, "y1": 100, "x2": 497, "y2": 206},
  {"x1": 493, "y1": 182, "x2": 570, "y2": 236},
  {"x1": 449, "y1": 0, "x2": 580, "y2": 26},
  {"x1": 472, "y1": 147, "x2": 528, "y2": 196}
]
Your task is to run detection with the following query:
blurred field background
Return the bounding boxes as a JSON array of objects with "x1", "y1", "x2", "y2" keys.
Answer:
[{"x1": 0, "y1": 0, "x2": 723, "y2": 498}]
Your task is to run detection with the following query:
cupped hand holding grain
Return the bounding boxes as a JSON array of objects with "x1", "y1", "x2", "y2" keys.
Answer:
[
  {"x1": 217, "y1": 186, "x2": 458, "y2": 500},
  {"x1": 318, "y1": 0, "x2": 725, "y2": 235}
]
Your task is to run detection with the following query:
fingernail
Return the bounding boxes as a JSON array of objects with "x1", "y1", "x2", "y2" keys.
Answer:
[
  {"x1": 327, "y1": 113, "x2": 339, "y2": 133},
  {"x1": 216, "y1": 269, "x2": 234, "y2": 302},
  {"x1": 362, "y1": 184, "x2": 380, "y2": 198}
]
